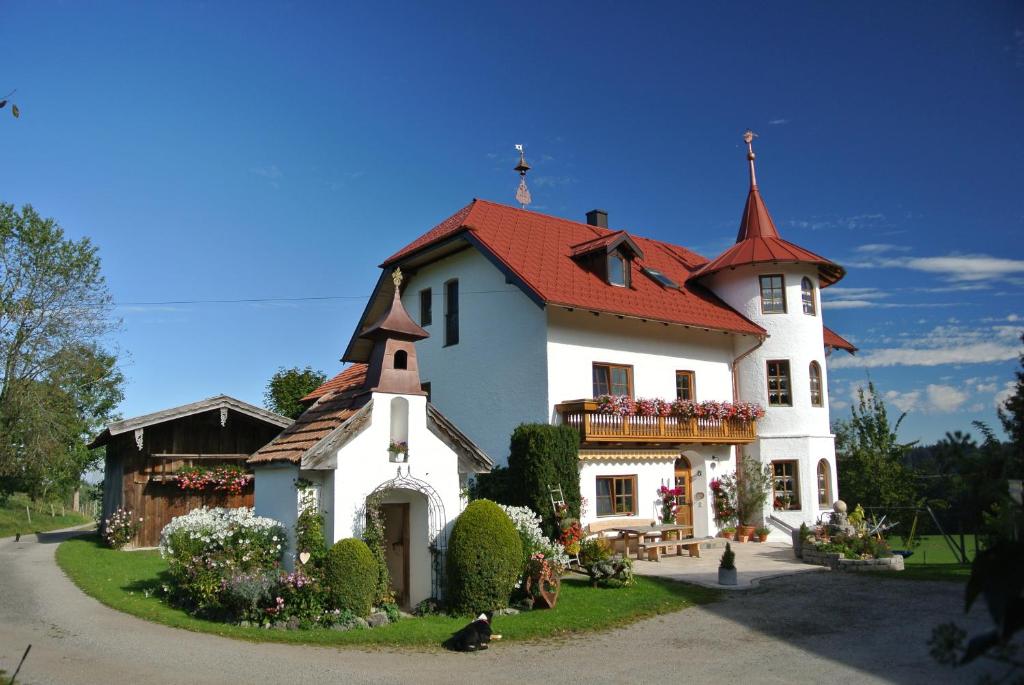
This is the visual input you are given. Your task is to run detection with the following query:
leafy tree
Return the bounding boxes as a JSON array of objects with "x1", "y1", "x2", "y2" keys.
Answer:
[
  {"x1": 0, "y1": 204, "x2": 122, "y2": 499},
  {"x1": 263, "y1": 366, "x2": 326, "y2": 419},
  {"x1": 834, "y1": 382, "x2": 918, "y2": 522},
  {"x1": 997, "y1": 333, "x2": 1024, "y2": 479}
]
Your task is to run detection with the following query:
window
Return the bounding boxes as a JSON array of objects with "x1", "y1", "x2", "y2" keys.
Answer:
[
  {"x1": 766, "y1": 360, "x2": 792, "y2": 406},
  {"x1": 592, "y1": 363, "x2": 633, "y2": 397},
  {"x1": 759, "y1": 274, "x2": 786, "y2": 314},
  {"x1": 801, "y1": 277, "x2": 816, "y2": 315},
  {"x1": 817, "y1": 459, "x2": 832, "y2": 507},
  {"x1": 675, "y1": 370, "x2": 696, "y2": 400},
  {"x1": 608, "y1": 253, "x2": 628, "y2": 287},
  {"x1": 642, "y1": 266, "x2": 678, "y2": 288},
  {"x1": 809, "y1": 361, "x2": 823, "y2": 407},
  {"x1": 421, "y1": 382, "x2": 431, "y2": 402},
  {"x1": 394, "y1": 349, "x2": 408, "y2": 370},
  {"x1": 419, "y1": 288, "x2": 432, "y2": 326},
  {"x1": 596, "y1": 475, "x2": 637, "y2": 516},
  {"x1": 772, "y1": 461, "x2": 800, "y2": 510},
  {"x1": 444, "y1": 279, "x2": 459, "y2": 346}
]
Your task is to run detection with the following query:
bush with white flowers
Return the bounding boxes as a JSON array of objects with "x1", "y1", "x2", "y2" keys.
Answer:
[
  {"x1": 103, "y1": 507, "x2": 142, "y2": 549},
  {"x1": 498, "y1": 504, "x2": 569, "y2": 585},
  {"x1": 159, "y1": 507, "x2": 287, "y2": 613}
]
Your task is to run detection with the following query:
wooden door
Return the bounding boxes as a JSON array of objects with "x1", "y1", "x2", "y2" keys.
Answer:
[
  {"x1": 674, "y1": 457, "x2": 694, "y2": 528},
  {"x1": 381, "y1": 503, "x2": 410, "y2": 607}
]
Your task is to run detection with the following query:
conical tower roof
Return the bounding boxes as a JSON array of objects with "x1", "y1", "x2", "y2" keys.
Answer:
[
  {"x1": 358, "y1": 269, "x2": 428, "y2": 341},
  {"x1": 692, "y1": 133, "x2": 844, "y2": 287}
]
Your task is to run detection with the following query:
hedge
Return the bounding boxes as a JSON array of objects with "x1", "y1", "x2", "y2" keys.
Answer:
[
  {"x1": 446, "y1": 499, "x2": 523, "y2": 615},
  {"x1": 508, "y1": 423, "x2": 581, "y2": 537},
  {"x1": 323, "y1": 538, "x2": 377, "y2": 617}
]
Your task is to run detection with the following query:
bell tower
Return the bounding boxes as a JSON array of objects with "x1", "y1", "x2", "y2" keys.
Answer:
[{"x1": 359, "y1": 268, "x2": 429, "y2": 395}]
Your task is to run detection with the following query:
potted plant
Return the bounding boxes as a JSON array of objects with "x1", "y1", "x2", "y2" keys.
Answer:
[
  {"x1": 387, "y1": 440, "x2": 409, "y2": 463},
  {"x1": 736, "y1": 455, "x2": 773, "y2": 540},
  {"x1": 718, "y1": 543, "x2": 737, "y2": 586},
  {"x1": 755, "y1": 526, "x2": 770, "y2": 543},
  {"x1": 720, "y1": 526, "x2": 736, "y2": 540}
]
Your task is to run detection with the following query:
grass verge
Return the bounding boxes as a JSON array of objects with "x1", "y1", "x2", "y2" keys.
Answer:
[
  {"x1": 57, "y1": 535, "x2": 720, "y2": 648},
  {"x1": 0, "y1": 493, "x2": 92, "y2": 538}
]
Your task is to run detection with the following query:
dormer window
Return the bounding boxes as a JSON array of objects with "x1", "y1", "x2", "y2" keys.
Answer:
[{"x1": 608, "y1": 253, "x2": 629, "y2": 287}]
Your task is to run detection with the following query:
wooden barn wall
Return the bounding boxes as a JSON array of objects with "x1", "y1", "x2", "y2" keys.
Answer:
[{"x1": 107, "y1": 409, "x2": 284, "y2": 547}]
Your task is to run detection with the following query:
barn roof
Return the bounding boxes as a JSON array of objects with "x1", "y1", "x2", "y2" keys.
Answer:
[{"x1": 89, "y1": 395, "x2": 292, "y2": 449}]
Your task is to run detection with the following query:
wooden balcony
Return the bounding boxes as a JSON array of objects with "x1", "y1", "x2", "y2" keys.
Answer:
[{"x1": 557, "y1": 399, "x2": 757, "y2": 446}]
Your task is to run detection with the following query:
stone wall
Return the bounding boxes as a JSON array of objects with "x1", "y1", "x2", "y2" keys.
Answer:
[{"x1": 801, "y1": 546, "x2": 905, "y2": 572}]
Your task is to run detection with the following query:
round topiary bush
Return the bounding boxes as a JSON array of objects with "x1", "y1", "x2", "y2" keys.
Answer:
[
  {"x1": 323, "y1": 537, "x2": 377, "y2": 617},
  {"x1": 446, "y1": 499, "x2": 523, "y2": 615}
]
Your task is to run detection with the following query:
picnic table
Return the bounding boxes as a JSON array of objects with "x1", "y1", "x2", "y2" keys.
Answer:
[{"x1": 610, "y1": 524, "x2": 695, "y2": 560}]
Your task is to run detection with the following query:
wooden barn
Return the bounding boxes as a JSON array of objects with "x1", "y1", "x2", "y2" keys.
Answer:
[{"x1": 91, "y1": 395, "x2": 292, "y2": 547}]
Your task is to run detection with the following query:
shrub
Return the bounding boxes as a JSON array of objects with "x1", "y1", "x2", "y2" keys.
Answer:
[
  {"x1": 219, "y1": 570, "x2": 278, "y2": 623},
  {"x1": 578, "y1": 537, "x2": 633, "y2": 587},
  {"x1": 159, "y1": 507, "x2": 286, "y2": 613},
  {"x1": 323, "y1": 538, "x2": 377, "y2": 617},
  {"x1": 295, "y1": 503, "x2": 326, "y2": 570},
  {"x1": 498, "y1": 504, "x2": 569, "y2": 584},
  {"x1": 446, "y1": 499, "x2": 523, "y2": 615},
  {"x1": 507, "y1": 424, "x2": 581, "y2": 537},
  {"x1": 720, "y1": 543, "x2": 736, "y2": 570},
  {"x1": 362, "y1": 492, "x2": 394, "y2": 606},
  {"x1": 102, "y1": 507, "x2": 141, "y2": 549}
]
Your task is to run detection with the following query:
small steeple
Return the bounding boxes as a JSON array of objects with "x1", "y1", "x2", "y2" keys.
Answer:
[
  {"x1": 514, "y1": 144, "x2": 532, "y2": 209},
  {"x1": 735, "y1": 130, "x2": 780, "y2": 242},
  {"x1": 359, "y1": 268, "x2": 428, "y2": 395}
]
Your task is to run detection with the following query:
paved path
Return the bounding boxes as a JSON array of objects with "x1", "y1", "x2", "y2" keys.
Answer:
[
  {"x1": 0, "y1": 529, "x2": 999, "y2": 684},
  {"x1": 633, "y1": 539, "x2": 825, "y2": 588}
]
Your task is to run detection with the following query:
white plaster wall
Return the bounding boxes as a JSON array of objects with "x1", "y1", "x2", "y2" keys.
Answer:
[
  {"x1": 707, "y1": 264, "x2": 832, "y2": 437},
  {"x1": 578, "y1": 446, "x2": 726, "y2": 539},
  {"x1": 317, "y1": 392, "x2": 465, "y2": 607},
  {"x1": 253, "y1": 463, "x2": 300, "y2": 568},
  {"x1": 546, "y1": 307, "x2": 739, "y2": 410},
  {"x1": 400, "y1": 249, "x2": 549, "y2": 466},
  {"x1": 745, "y1": 435, "x2": 838, "y2": 529}
]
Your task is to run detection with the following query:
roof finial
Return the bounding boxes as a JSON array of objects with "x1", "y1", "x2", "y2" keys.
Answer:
[
  {"x1": 514, "y1": 144, "x2": 532, "y2": 209},
  {"x1": 391, "y1": 267, "x2": 403, "y2": 290},
  {"x1": 743, "y1": 129, "x2": 758, "y2": 189}
]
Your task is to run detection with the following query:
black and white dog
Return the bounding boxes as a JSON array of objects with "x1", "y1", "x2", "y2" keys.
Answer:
[{"x1": 443, "y1": 611, "x2": 502, "y2": 651}]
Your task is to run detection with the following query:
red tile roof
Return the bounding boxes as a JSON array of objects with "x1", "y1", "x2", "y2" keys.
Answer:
[
  {"x1": 302, "y1": 364, "x2": 367, "y2": 403},
  {"x1": 248, "y1": 390, "x2": 368, "y2": 465},
  {"x1": 382, "y1": 199, "x2": 766, "y2": 337},
  {"x1": 692, "y1": 187, "x2": 845, "y2": 286},
  {"x1": 823, "y1": 327, "x2": 857, "y2": 354}
]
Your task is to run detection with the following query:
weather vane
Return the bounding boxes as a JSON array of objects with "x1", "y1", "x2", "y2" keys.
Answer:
[
  {"x1": 514, "y1": 144, "x2": 532, "y2": 209},
  {"x1": 743, "y1": 129, "x2": 759, "y2": 188}
]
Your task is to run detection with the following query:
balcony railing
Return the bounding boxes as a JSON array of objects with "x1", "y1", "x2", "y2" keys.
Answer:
[{"x1": 557, "y1": 399, "x2": 757, "y2": 445}]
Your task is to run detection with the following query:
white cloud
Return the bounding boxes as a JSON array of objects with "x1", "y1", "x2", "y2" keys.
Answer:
[
  {"x1": 852, "y1": 252, "x2": 1024, "y2": 283},
  {"x1": 789, "y1": 214, "x2": 886, "y2": 231},
  {"x1": 995, "y1": 381, "x2": 1016, "y2": 410},
  {"x1": 831, "y1": 341, "x2": 1021, "y2": 369},
  {"x1": 884, "y1": 389, "x2": 921, "y2": 413},
  {"x1": 854, "y1": 244, "x2": 910, "y2": 254},
  {"x1": 976, "y1": 382, "x2": 998, "y2": 393},
  {"x1": 925, "y1": 384, "x2": 968, "y2": 412},
  {"x1": 825, "y1": 287, "x2": 889, "y2": 299},
  {"x1": 768, "y1": 118, "x2": 790, "y2": 125},
  {"x1": 249, "y1": 164, "x2": 283, "y2": 180}
]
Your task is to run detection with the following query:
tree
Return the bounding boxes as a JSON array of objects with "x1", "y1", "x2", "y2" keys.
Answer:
[
  {"x1": 264, "y1": 366, "x2": 326, "y2": 419},
  {"x1": 0, "y1": 203, "x2": 122, "y2": 498},
  {"x1": 997, "y1": 334, "x2": 1024, "y2": 479},
  {"x1": 834, "y1": 382, "x2": 918, "y2": 522}
]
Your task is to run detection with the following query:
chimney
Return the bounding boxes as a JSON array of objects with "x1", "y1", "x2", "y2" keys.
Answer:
[{"x1": 586, "y1": 209, "x2": 608, "y2": 228}]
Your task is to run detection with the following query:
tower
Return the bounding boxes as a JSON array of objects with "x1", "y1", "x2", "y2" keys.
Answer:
[
  {"x1": 359, "y1": 268, "x2": 429, "y2": 395},
  {"x1": 694, "y1": 132, "x2": 845, "y2": 523}
]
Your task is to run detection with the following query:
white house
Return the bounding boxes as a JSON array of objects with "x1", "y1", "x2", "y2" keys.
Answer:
[
  {"x1": 249, "y1": 273, "x2": 493, "y2": 608},
  {"x1": 332, "y1": 137, "x2": 856, "y2": 541}
]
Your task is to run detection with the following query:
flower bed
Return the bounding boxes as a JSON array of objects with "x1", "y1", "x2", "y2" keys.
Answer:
[{"x1": 595, "y1": 395, "x2": 764, "y2": 420}]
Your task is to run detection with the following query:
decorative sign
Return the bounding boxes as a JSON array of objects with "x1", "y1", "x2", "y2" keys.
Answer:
[
  {"x1": 298, "y1": 551, "x2": 311, "y2": 565},
  {"x1": 695, "y1": 492, "x2": 705, "y2": 501}
]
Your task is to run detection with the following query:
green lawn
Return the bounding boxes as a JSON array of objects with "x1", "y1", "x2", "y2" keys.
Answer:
[
  {"x1": 57, "y1": 535, "x2": 720, "y2": 648},
  {"x1": 881, "y1": 535, "x2": 975, "y2": 582},
  {"x1": 0, "y1": 493, "x2": 93, "y2": 538}
]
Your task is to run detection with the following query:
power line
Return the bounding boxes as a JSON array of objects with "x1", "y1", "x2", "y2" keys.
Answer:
[{"x1": 108, "y1": 289, "x2": 519, "y2": 308}]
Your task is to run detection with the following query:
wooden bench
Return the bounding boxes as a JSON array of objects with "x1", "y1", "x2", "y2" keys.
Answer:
[
  {"x1": 584, "y1": 518, "x2": 656, "y2": 556},
  {"x1": 639, "y1": 537, "x2": 704, "y2": 561}
]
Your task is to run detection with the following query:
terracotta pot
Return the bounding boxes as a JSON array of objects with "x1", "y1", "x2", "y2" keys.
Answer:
[
  {"x1": 737, "y1": 524, "x2": 756, "y2": 538},
  {"x1": 758, "y1": 534, "x2": 769, "y2": 543},
  {"x1": 720, "y1": 530, "x2": 735, "y2": 540},
  {"x1": 737, "y1": 534, "x2": 749, "y2": 543}
]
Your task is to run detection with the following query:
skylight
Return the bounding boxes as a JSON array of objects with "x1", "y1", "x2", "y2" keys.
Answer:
[{"x1": 642, "y1": 267, "x2": 678, "y2": 289}]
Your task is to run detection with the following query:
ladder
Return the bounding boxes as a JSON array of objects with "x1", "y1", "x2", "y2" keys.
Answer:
[{"x1": 549, "y1": 484, "x2": 581, "y2": 567}]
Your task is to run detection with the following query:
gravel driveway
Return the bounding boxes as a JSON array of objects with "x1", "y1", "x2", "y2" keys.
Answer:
[{"x1": 0, "y1": 529, "x2": 999, "y2": 684}]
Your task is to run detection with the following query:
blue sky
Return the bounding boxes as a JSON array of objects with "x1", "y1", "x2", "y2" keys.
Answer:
[{"x1": 2, "y1": 2, "x2": 1022, "y2": 446}]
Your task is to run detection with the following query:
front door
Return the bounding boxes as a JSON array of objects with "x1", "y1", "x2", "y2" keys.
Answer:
[
  {"x1": 674, "y1": 457, "x2": 694, "y2": 528},
  {"x1": 381, "y1": 503, "x2": 410, "y2": 607}
]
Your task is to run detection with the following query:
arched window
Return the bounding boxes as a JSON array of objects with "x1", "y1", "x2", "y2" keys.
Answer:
[
  {"x1": 390, "y1": 396, "x2": 409, "y2": 445},
  {"x1": 801, "y1": 277, "x2": 816, "y2": 315},
  {"x1": 809, "y1": 361, "x2": 823, "y2": 407},
  {"x1": 817, "y1": 459, "x2": 832, "y2": 507},
  {"x1": 394, "y1": 349, "x2": 408, "y2": 370}
]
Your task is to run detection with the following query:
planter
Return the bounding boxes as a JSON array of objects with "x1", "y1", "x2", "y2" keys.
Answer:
[
  {"x1": 791, "y1": 529, "x2": 803, "y2": 558},
  {"x1": 524, "y1": 575, "x2": 561, "y2": 609},
  {"x1": 737, "y1": 524, "x2": 756, "y2": 539},
  {"x1": 719, "y1": 530, "x2": 736, "y2": 540},
  {"x1": 737, "y1": 534, "x2": 749, "y2": 543},
  {"x1": 718, "y1": 567, "x2": 738, "y2": 586},
  {"x1": 758, "y1": 534, "x2": 769, "y2": 543}
]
